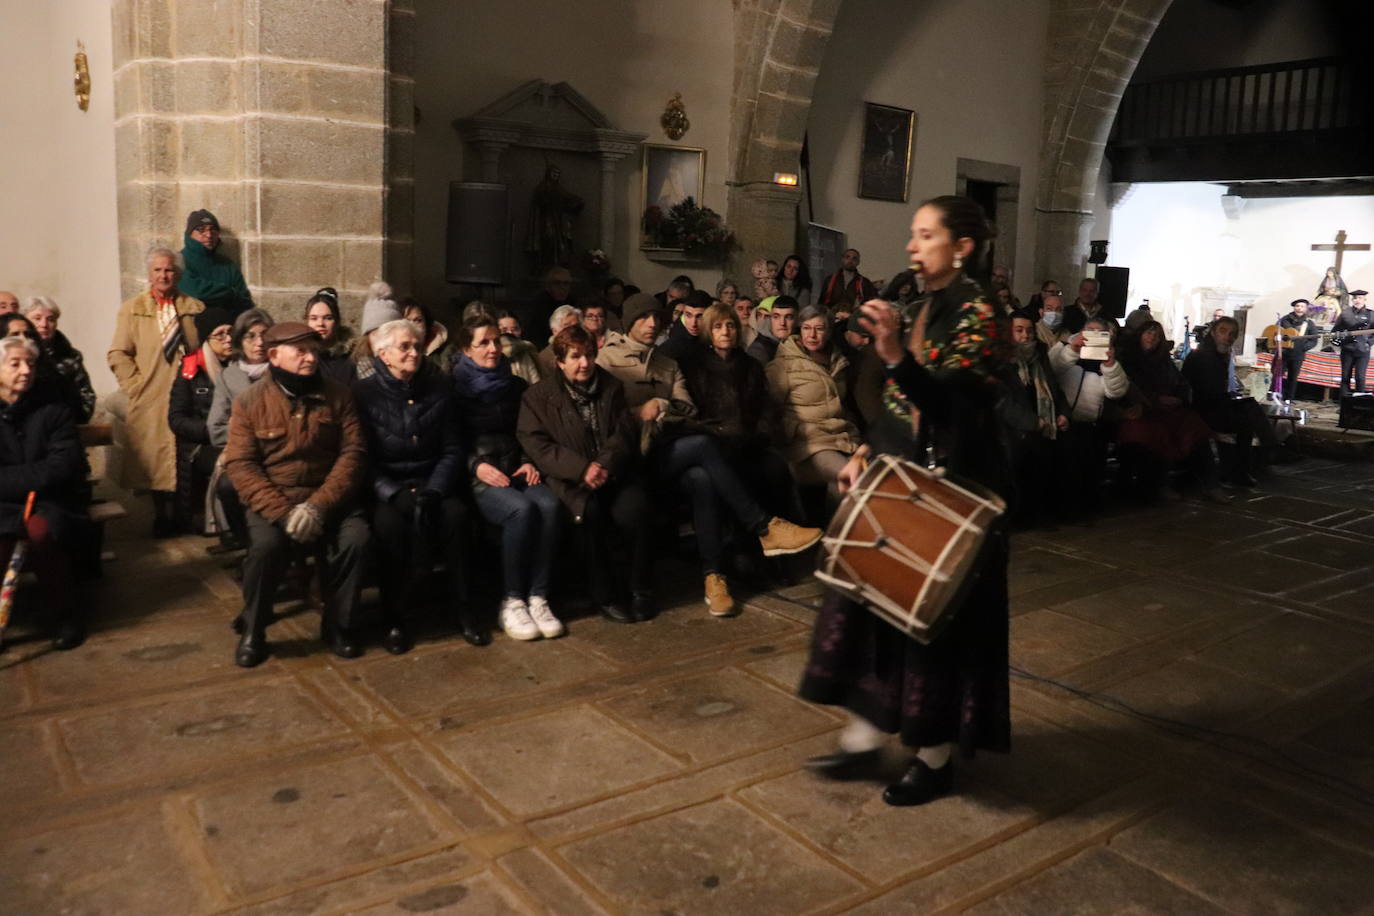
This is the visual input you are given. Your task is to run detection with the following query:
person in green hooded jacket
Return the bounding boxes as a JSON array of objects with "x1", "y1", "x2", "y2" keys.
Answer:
[{"x1": 180, "y1": 209, "x2": 254, "y2": 317}]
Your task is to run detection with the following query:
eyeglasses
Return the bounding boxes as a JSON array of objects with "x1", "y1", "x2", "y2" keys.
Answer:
[{"x1": 208, "y1": 331, "x2": 232, "y2": 340}]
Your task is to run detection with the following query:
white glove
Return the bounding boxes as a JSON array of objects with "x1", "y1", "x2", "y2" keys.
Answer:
[{"x1": 284, "y1": 502, "x2": 324, "y2": 543}]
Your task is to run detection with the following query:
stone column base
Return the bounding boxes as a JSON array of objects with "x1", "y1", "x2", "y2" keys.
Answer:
[
  {"x1": 1033, "y1": 209, "x2": 1095, "y2": 292},
  {"x1": 725, "y1": 183, "x2": 803, "y2": 283}
]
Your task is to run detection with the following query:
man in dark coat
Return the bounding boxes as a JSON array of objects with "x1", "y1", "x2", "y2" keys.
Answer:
[
  {"x1": 1182, "y1": 316, "x2": 1275, "y2": 487},
  {"x1": 353, "y1": 318, "x2": 471, "y2": 654},
  {"x1": 1276, "y1": 298, "x2": 1318, "y2": 400},
  {"x1": 1061, "y1": 277, "x2": 1105, "y2": 336},
  {"x1": 179, "y1": 210, "x2": 254, "y2": 317},
  {"x1": 0, "y1": 336, "x2": 90, "y2": 651},
  {"x1": 223, "y1": 322, "x2": 368, "y2": 667},
  {"x1": 1332, "y1": 290, "x2": 1373, "y2": 398},
  {"x1": 817, "y1": 248, "x2": 877, "y2": 311},
  {"x1": 523, "y1": 267, "x2": 574, "y2": 349}
]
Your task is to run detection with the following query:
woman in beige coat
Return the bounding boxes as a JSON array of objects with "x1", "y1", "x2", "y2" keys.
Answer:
[
  {"x1": 108, "y1": 247, "x2": 205, "y2": 536},
  {"x1": 765, "y1": 304, "x2": 862, "y2": 507}
]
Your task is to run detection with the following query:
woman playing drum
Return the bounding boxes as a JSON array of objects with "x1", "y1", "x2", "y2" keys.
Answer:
[{"x1": 799, "y1": 195, "x2": 1011, "y2": 806}]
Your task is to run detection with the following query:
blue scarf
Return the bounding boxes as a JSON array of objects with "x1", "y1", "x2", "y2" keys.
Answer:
[{"x1": 452, "y1": 353, "x2": 519, "y2": 400}]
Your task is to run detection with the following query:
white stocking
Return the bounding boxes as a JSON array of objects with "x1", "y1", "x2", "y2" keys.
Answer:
[
  {"x1": 916, "y1": 742, "x2": 953, "y2": 769},
  {"x1": 838, "y1": 713, "x2": 885, "y2": 753}
]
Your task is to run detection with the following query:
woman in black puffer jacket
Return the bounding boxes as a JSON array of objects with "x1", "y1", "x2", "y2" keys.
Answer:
[
  {"x1": 352, "y1": 318, "x2": 475, "y2": 652},
  {"x1": 168, "y1": 307, "x2": 234, "y2": 537},
  {"x1": 0, "y1": 335, "x2": 91, "y2": 651},
  {"x1": 451, "y1": 314, "x2": 562, "y2": 643}
]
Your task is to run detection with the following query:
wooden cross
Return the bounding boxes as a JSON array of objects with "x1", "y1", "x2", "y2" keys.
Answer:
[{"x1": 1312, "y1": 229, "x2": 1371, "y2": 276}]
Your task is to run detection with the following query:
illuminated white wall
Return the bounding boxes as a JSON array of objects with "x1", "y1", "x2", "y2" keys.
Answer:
[{"x1": 1109, "y1": 182, "x2": 1374, "y2": 346}]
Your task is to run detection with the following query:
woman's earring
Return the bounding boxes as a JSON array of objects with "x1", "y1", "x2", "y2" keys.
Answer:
[{"x1": 953, "y1": 256, "x2": 963, "y2": 269}]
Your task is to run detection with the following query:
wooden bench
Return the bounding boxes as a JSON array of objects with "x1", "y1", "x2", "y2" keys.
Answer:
[{"x1": 77, "y1": 423, "x2": 127, "y2": 574}]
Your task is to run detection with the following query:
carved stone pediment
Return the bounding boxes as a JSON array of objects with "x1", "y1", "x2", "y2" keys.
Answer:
[{"x1": 454, "y1": 80, "x2": 646, "y2": 157}]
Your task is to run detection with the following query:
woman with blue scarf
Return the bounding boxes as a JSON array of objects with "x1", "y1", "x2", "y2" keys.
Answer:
[{"x1": 452, "y1": 315, "x2": 563, "y2": 643}]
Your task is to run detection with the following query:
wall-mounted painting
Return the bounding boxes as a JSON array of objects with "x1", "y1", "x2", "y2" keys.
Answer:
[
  {"x1": 641, "y1": 144, "x2": 705, "y2": 248},
  {"x1": 858, "y1": 102, "x2": 916, "y2": 202}
]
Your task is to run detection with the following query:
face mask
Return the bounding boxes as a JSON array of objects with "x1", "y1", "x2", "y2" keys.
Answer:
[{"x1": 1041, "y1": 311, "x2": 1062, "y2": 329}]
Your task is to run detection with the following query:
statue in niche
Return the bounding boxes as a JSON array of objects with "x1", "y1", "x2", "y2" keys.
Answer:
[
  {"x1": 1313, "y1": 266, "x2": 1350, "y2": 323},
  {"x1": 526, "y1": 163, "x2": 583, "y2": 272}
]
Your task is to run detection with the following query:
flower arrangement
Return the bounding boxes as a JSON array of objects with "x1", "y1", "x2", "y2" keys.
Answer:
[{"x1": 642, "y1": 197, "x2": 736, "y2": 261}]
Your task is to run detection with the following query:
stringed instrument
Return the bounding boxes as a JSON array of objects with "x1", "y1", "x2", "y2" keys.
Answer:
[{"x1": 1262, "y1": 325, "x2": 1374, "y2": 350}]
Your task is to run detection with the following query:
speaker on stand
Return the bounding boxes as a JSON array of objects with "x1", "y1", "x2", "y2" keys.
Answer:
[
  {"x1": 446, "y1": 182, "x2": 509, "y2": 303},
  {"x1": 1095, "y1": 265, "x2": 1130, "y2": 322}
]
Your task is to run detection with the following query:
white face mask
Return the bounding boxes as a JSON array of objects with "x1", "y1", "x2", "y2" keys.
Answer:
[{"x1": 1041, "y1": 311, "x2": 1063, "y2": 329}]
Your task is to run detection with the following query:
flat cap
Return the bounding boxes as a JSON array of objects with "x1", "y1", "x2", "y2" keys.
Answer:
[{"x1": 263, "y1": 321, "x2": 320, "y2": 347}]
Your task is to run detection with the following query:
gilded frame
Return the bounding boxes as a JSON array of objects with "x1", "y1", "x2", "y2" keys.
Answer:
[
  {"x1": 641, "y1": 143, "x2": 706, "y2": 248},
  {"x1": 857, "y1": 102, "x2": 916, "y2": 202}
]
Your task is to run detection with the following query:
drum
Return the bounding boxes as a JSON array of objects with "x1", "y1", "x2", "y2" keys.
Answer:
[{"x1": 815, "y1": 455, "x2": 1006, "y2": 644}]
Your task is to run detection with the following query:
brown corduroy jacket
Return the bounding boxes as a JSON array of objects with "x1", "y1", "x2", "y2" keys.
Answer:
[{"x1": 223, "y1": 374, "x2": 366, "y2": 524}]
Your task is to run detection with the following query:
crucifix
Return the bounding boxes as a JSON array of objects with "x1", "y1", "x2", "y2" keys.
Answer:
[{"x1": 1312, "y1": 229, "x2": 1371, "y2": 276}]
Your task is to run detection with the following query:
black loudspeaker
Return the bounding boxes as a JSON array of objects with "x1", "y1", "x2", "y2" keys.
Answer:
[
  {"x1": 1339, "y1": 394, "x2": 1374, "y2": 431},
  {"x1": 446, "y1": 182, "x2": 508, "y2": 284},
  {"x1": 1096, "y1": 266, "x2": 1129, "y2": 320}
]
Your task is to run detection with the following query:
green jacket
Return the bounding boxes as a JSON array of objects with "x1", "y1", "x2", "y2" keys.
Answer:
[{"x1": 179, "y1": 232, "x2": 254, "y2": 316}]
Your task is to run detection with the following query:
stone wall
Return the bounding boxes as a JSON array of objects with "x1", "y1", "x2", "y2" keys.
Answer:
[
  {"x1": 726, "y1": 0, "x2": 843, "y2": 279},
  {"x1": 1033, "y1": 0, "x2": 1172, "y2": 289},
  {"x1": 111, "y1": 0, "x2": 405, "y2": 322}
]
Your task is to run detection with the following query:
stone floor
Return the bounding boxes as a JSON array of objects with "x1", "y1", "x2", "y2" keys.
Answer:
[{"x1": 4, "y1": 458, "x2": 1374, "y2": 915}]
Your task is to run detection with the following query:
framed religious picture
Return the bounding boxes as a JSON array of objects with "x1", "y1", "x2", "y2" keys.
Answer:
[
  {"x1": 858, "y1": 102, "x2": 916, "y2": 202},
  {"x1": 641, "y1": 144, "x2": 706, "y2": 248}
]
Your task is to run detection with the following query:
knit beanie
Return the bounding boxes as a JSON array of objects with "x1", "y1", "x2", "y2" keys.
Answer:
[
  {"x1": 194, "y1": 306, "x2": 234, "y2": 342},
  {"x1": 360, "y1": 281, "x2": 402, "y2": 336},
  {"x1": 621, "y1": 292, "x2": 663, "y2": 331}
]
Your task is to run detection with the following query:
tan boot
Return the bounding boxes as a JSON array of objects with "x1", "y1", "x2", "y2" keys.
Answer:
[
  {"x1": 704, "y1": 573, "x2": 737, "y2": 617},
  {"x1": 758, "y1": 517, "x2": 823, "y2": 557}
]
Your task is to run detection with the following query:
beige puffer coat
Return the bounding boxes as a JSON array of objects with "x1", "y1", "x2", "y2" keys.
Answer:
[
  {"x1": 765, "y1": 336, "x2": 861, "y2": 464},
  {"x1": 595, "y1": 334, "x2": 696, "y2": 452}
]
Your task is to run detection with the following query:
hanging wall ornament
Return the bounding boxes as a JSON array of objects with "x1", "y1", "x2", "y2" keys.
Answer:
[
  {"x1": 74, "y1": 41, "x2": 91, "y2": 111},
  {"x1": 660, "y1": 93, "x2": 689, "y2": 141}
]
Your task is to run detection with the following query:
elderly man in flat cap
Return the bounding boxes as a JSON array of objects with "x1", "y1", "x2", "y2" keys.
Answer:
[{"x1": 223, "y1": 322, "x2": 369, "y2": 667}]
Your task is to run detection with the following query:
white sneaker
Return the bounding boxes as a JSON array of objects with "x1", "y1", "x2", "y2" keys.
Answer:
[
  {"x1": 526, "y1": 596, "x2": 565, "y2": 638},
  {"x1": 499, "y1": 597, "x2": 540, "y2": 641}
]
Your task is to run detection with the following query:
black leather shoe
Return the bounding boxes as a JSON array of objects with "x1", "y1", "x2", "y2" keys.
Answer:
[
  {"x1": 599, "y1": 603, "x2": 636, "y2": 624},
  {"x1": 52, "y1": 618, "x2": 87, "y2": 651},
  {"x1": 630, "y1": 593, "x2": 657, "y2": 622},
  {"x1": 458, "y1": 613, "x2": 491, "y2": 647},
  {"x1": 324, "y1": 626, "x2": 363, "y2": 660},
  {"x1": 804, "y1": 748, "x2": 882, "y2": 781},
  {"x1": 1229, "y1": 471, "x2": 1258, "y2": 488},
  {"x1": 882, "y1": 758, "x2": 953, "y2": 807},
  {"x1": 235, "y1": 631, "x2": 269, "y2": 668},
  {"x1": 382, "y1": 625, "x2": 411, "y2": 655}
]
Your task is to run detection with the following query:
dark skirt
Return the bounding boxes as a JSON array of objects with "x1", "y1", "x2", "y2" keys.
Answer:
[
  {"x1": 798, "y1": 530, "x2": 1011, "y2": 757},
  {"x1": 1117, "y1": 406, "x2": 1212, "y2": 464}
]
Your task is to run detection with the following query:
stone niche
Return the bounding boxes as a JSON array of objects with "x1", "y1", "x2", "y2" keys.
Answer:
[{"x1": 453, "y1": 80, "x2": 645, "y2": 290}]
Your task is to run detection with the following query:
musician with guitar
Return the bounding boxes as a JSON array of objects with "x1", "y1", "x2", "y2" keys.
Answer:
[
  {"x1": 1276, "y1": 299, "x2": 1318, "y2": 400},
  {"x1": 1331, "y1": 290, "x2": 1372, "y2": 398}
]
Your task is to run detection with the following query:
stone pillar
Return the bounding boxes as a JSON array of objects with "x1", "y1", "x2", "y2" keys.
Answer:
[
  {"x1": 111, "y1": 0, "x2": 400, "y2": 324},
  {"x1": 726, "y1": 183, "x2": 803, "y2": 280},
  {"x1": 1033, "y1": 209, "x2": 1094, "y2": 294},
  {"x1": 385, "y1": 0, "x2": 416, "y2": 295},
  {"x1": 598, "y1": 154, "x2": 619, "y2": 254}
]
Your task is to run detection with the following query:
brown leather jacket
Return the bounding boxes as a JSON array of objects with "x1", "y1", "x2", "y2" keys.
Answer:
[
  {"x1": 223, "y1": 375, "x2": 367, "y2": 524},
  {"x1": 516, "y1": 368, "x2": 636, "y2": 520}
]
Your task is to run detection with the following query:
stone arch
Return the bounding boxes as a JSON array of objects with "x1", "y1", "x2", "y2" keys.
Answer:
[
  {"x1": 1034, "y1": 0, "x2": 1174, "y2": 289},
  {"x1": 726, "y1": 0, "x2": 845, "y2": 277}
]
